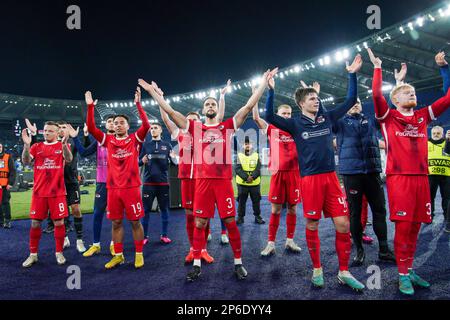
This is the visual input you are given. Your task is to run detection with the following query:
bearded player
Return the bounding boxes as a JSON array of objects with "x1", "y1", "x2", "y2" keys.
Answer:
[
  {"x1": 139, "y1": 68, "x2": 277, "y2": 281},
  {"x1": 21, "y1": 122, "x2": 73, "y2": 267},
  {"x1": 368, "y1": 48, "x2": 450, "y2": 295},
  {"x1": 86, "y1": 87, "x2": 150, "y2": 269}
]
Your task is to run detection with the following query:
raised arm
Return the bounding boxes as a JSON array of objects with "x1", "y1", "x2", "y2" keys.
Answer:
[
  {"x1": 234, "y1": 68, "x2": 278, "y2": 129},
  {"x1": 139, "y1": 79, "x2": 188, "y2": 130},
  {"x1": 436, "y1": 51, "x2": 449, "y2": 93},
  {"x1": 264, "y1": 77, "x2": 296, "y2": 135},
  {"x1": 85, "y1": 91, "x2": 106, "y2": 144},
  {"x1": 429, "y1": 84, "x2": 450, "y2": 119},
  {"x1": 218, "y1": 79, "x2": 231, "y2": 122},
  {"x1": 21, "y1": 129, "x2": 33, "y2": 166},
  {"x1": 160, "y1": 106, "x2": 178, "y2": 137},
  {"x1": 61, "y1": 134, "x2": 73, "y2": 164},
  {"x1": 327, "y1": 55, "x2": 361, "y2": 123},
  {"x1": 367, "y1": 48, "x2": 390, "y2": 119},
  {"x1": 251, "y1": 84, "x2": 268, "y2": 131},
  {"x1": 134, "y1": 87, "x2": 151, "y2": 142}
]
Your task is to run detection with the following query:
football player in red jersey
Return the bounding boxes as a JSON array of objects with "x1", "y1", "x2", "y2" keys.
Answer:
[
  {"x1": 139, "y1": 68, "x2": 277, "y2": 281},
  {"x1": 159, "y1": 81, "x2": 232, "y2": 265},
  {"x1": 86, "y1": 87, "x2": 150, "y2": 269},
  {"x1": 253, "y1": 85, "x2": 302, "y2": 257},
  {"x1": 21, "y1": 121, "x2": 73, "y2": 267},
  {"x1": 368, "y1": 48, "x2": 450, "y2": 295}
]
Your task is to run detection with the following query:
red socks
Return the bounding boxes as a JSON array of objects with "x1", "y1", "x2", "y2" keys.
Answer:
[
  {"x1": 268, "y1": 214, "x2": 281, "y2": 242},
  {"x1": 394, "y1": 221, "x2": 421, "y2": 273},
  {"x1": 225, "y1": 220, "x2": 242, "y2": 259},
  {"x1": 54, "y1": 225, "x2": 65, "y2": 253},
  {"x1": 186, "y1": 214, "x2": 195, "y2": 247},
  {"x1": 114, "y1": 242, "x2": 124, "y2": 255},
  {"x1": 335, "y1": 231, "x2": 351, "y2": 271},
  {"x1": 193, "y1": 226, "x2": 205, "y2": 260},
  {"x1": 286, "y1": 214, "x2": 297, "y2": 239},
  {"x1": 29, "y1": 227, "x2": 42, "y2": 254},
  {"x1": 134, "y1": 240, "x2": 144, "y2": 254},
  {"x1": 306, "y1": 228, "x2": 321, "y2": 268}
]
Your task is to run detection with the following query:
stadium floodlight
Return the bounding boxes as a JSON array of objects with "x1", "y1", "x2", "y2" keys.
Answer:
[
  {"x1": 324, "y1": 55, "x2": 331, "y2": 65},
  {"x1": 408, "y1": 22, "x2": 414, "y2": 30},
  {"x1": 310, "y1": 63, "x2": 315, "y2": 69},
  {"x1": 251, "y1": 77, "x2": 262, "y2": 86},
  {"x1": 305, "y1": 65, "x2": 310, "y2": 70},
  {"x1": 237, "y1": 84, "x2": 242, "y2": 89},
  {"x1": 319, "y1": 58, "x2": 324, "y2": 66},
  {"x1": 342, "y1": 49, "x2": 350, "y2": 59},
  {"x1": 335, "y1": 51, "x2": 344, "y2": 62},
  {"x1": 399, "y1": 26, "x2": 405, "y2": 34},
  {"x1": 259, "y1": 108, "x2": 264, "y2": 113},
  {"x1": 428, "y1": 14, "x2": 435, "y2": 21},
  {"x1": 363, "y1": 42, "x2": 369, "y2": 49},
  {"x1": 356, "y1": 45, "x2": 362, "y2": 52},
  {"x1": 279, "y1": 73, "x2": 285, "y2": 79},
  {"x1": 114, "y1": 102, "x2": 118, "y2": 107},
  {"x1": 416, "y1": 17, "x2": 424, "y2": 27},
  {"x1": 294, "y1": 65, "x2": 301, "y2": 73}
]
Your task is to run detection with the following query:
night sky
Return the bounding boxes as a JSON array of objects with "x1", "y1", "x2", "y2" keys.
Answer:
[{"x1": 0, "y1": 0, "x2": 441, "y2": 100}]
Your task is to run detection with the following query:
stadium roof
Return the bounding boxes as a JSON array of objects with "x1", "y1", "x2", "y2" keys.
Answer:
[{"x1": 1, "y1": 2, "x2": 450, "y2": 125}]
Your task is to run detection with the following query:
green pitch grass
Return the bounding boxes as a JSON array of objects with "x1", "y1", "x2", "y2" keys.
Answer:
[{"x1": 11, "y1": 176, "x2": 272, "y2": 221}]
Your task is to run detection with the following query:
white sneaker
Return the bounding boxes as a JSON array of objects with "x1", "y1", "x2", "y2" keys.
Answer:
[
  {"x1": 56, "y1": 252, "x2": 66, "y2": 265},
  {"x1": 207, "y1": 233, "x2": 212, "y2": 242},
  {"x1": 261, "y1": 242, "x2": 276, "y2": 256},
  {"x1": 285, "y1": 239, "x2": 302, "y2": 253},
  {"x1": 22, "y1": 254, "x2": 38, "y2": 268},
  {"x1": 221, "y1": 234, "x2": 229, "y2": 244},
  {"x1": 64, "y1": 236, "x2": 71, "y2": 249},
  {"x1": 76, "y1": 239, "x2": 87, "y2": 253}
]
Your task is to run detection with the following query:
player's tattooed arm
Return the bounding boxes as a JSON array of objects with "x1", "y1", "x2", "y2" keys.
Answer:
[
  {"x1": 139, "y1": 79, "x2": 188, "y2": 130},
  {"x1": 251, "y1": 84, "x2": 268, "y2": 131},
  {"x1": 61, "y1": 132, "x2": 73, "y2": 163},
  {"x1": 21, "y1": 129, "x2": 33, "y2": 166},
  {"x1": 234, "y1": 68, "x2": 278, "y2": 129},
  {"x1": 218, "y1": 79, "x2": 231, "y2": 122}
]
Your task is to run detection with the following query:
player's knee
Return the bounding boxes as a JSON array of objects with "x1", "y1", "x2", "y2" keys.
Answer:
[
  {"x1": 194, "y1": 218, "x2": 208, "y2": 229},
  {"x1": 54, "y1": 219, "x2": 64, "y2": 227},
  {"x1": 112, "y1": 220, "x2": 123, "y2": 229},
  {"x1": 306, "y1": 220, "x2": 319, "y2": 231},
  {"x1": 287, "y1": 205, "x2": 297, "y2": 215},
  {"x1": 222, "y1": 217, "x2": 235, "y2": 225},
  {"x1": 336, "y1": 220, "x2": 350, "y2": 233},
  {"x1": 31, "y1": 220, "x2": 41, "y2": 228}
]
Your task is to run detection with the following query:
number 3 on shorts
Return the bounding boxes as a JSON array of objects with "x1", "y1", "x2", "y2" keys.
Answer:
[
  {"x1": 426, "y1": 203, "x2": 431, "y2": 215},
  {"x1": 226, "y1": 198, "x2": 233, "y2": 209}
]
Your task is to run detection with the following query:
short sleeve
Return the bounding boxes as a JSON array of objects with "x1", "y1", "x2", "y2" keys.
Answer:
[
  {"x1": 223, "y1": 117, "x2": 236, "y2": 132},
  {"x1": 29, "y1": 143, "x2": 38, "y2": 159}
]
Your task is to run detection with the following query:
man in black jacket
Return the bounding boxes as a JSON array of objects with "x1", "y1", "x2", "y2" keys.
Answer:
[{"x1": 235, "y1": 137, "x2": 264, "y2": 225}]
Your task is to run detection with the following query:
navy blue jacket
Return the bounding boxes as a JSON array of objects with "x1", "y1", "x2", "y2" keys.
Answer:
[
  {"x1": 139, "y1": 138, "x2": 173, "y2": 184},
  {"x1": 265, "y1": 72, "x2": 358, "y2": 177},
  {"x1": 334, "y1": 113, "x2": 382, "y2": 174}
]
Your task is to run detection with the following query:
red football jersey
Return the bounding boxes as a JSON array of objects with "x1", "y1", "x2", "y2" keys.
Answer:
[
  {"x1": 100, "y1": 132, "x2": 143, "y2": 189},
  {"x1": 378, "y1": 107, "x2": 433, "y2": 175},
  {"x1": 175, "y1": 129, "x2": 194, "y2": 179},
  {"x1": 187, "y1": 118, "x2": 236, "y2": 179},
  {"x1": 30, "y1": 141, "x2": 66, "y2": 197},
  {"x1": 266, "y1": 124, "x2": 299, "y2": 172}
]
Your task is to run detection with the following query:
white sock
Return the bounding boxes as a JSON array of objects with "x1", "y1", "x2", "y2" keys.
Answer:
[
  {"x1": 110, "y1": 241, "x2": 114, "y2": 246},
  {"x1": 234, "y1": 258, "x2": 242, "y2": 265},
  {"x1": 339, "y1": 270, "x2": 351, "y2": 277},
  {"x1": 30, "y1": 253, "x2": 37, "y2": 257},
  {"x1": 193, "y1": 259, "x2": 201, "y2": 267},
  {"x1": 268, "y1": 241, "x2": 275, "y2": 246}
]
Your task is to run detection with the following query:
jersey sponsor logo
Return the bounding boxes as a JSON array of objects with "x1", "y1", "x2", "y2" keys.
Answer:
[
  {"x1": 218, "y1": 125, "x2": 225, "y2": 130},
  {"x1": 36, "y1": 158, "x2": 61, "y2": 170},
  {"x1": 275, "y1": 135, "x2": 294, "y2": 143},
  {"x1": 306, "y1": 211, "x2": 317, "y2": 216},
  {"x1": 201, "y1": 132, "x2": 225, "y2": 144},
  {"x1": 148, "y1": 154, "x2": 166, "y2": 160},
  {"x1": 395, "y1": 124, "x2": 426, "y2": 138},
  {"x1": 301, "y1": 128, "x2": 330, "y2": 140},
  {"x1": 112, "y1": 148, "x2": 133, "y2": 159},
  {"x1": 396, "y1": 211, "x2": 407, "y2": 217},
  {"x1": 316, "y1": 116, "x2": 325, "y2": 124}
]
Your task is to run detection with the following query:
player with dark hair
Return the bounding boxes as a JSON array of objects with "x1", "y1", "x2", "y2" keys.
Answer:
[
  {"x1": 368, "y1": 48, "x2": 450, "y2": 295},
  {"x1": 139, "y1": 68, "x2": 277, "y2": 281},
  {"x1": 265, "y1": 55, "x2": 365, "y2": 291},
  {"x1": 86, "y1": 87, "x2": 150, "y2": 269},
  {"x1": 21, "y1": 121, "x2": 73, "y2": 267}
]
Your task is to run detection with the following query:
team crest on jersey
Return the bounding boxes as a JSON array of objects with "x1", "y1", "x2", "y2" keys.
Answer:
[
  {"x1": 218, "y1": 125, "x2": 225, "y2": 130},
  {"x1": 301, "y1": 132, "x2": 310, "y2": 140},
  {"x1": 396, "y1": 211, "x2": 407, "y2": 217},
  {"x1": 271, "y1": 196, "x2": 278, "y2": 200},
  {"x1": 186, "y1": 201, "x2": 192, "y2": 205},
  {"x1": 316, "y1": 116, "x2": 325, "y2": 124},
  {"x1": 418, "y1": 117, "x2": 424, "y2": 124}
]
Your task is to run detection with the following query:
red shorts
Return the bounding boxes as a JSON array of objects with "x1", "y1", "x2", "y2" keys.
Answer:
[
  {"x1": 193, "y1": 179, "x2": 236, "y2": 219},
  {"x1": 181, "y1": 179, "x2": 195, "y2": 210},
  {"x1": 268, "y1": 171, "x2": 301, "y2": 205},
  {"x1": 30, "y1": 195, "x2": 69, "y2": 221},
  {"x1": 107, "y1": 187, "x2": 145, "y2": 221},
  {"x1": 300, "y1": 172, "x2": 348, "y2": 220},
  {"x1": 386, "y1": 175, "x2": 432, "y2": 224}
]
